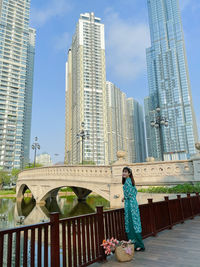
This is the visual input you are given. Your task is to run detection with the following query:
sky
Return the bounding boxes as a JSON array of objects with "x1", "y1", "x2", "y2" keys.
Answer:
[{"x1": 29, "y1": 0, "x2": 200, "y2": 163}]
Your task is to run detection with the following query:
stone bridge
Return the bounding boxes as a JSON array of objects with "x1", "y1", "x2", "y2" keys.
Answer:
[{"x1": 16, "y1": 153, "x2": 200, "y2": 208}]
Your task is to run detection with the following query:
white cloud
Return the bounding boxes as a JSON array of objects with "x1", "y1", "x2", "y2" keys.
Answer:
[
  {"x1": 105, "y1": 11, "x2": 150, "y2": 81},
  {"x1": 31, "y1": 0, "x2": 72, "y2": 27},
  {"x1": 55, "y1": 32, "x2": 71, "y2": 51}
]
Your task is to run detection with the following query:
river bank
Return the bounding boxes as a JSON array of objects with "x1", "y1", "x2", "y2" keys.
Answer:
[{"x1": 0, "y1": 191, "x2": 97, "y2": 198}]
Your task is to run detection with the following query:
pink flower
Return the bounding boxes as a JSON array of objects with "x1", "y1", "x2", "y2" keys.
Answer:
[{"x1": 125, "y1": 247, "x2": 132, "y2": 255}]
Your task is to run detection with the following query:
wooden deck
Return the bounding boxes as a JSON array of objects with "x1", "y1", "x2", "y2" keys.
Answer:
[{"x1": 92, "y1": 216, "x2": 200, "y2": 267}]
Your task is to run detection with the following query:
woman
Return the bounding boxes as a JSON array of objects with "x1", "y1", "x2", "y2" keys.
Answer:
[{"x1": 122, "y1": 166, "x2": 145, "y2": 251}]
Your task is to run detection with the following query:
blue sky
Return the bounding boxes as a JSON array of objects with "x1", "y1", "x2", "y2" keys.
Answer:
[{"x1": 29, "y1": 0, "x2": 200, "y2": 163}]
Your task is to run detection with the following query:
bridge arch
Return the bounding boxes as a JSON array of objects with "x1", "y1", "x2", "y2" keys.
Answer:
[
  {"x1": 39, "y1": 182, "x2": 110, "y2": 204},
  {"x1": 16, "y1": 184, "x2": 33, "y2": 201}
]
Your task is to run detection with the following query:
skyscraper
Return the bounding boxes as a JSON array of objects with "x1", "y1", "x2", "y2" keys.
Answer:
[
  {"x1": 146, "y1": 0, "x2": 198, "y2": 161},
  {"x1": 65, "y1": 13, "x2": 108, "y2": 165},
  {"x1": 106, "y1": 81, "x2": 146, "y2": 164},
  {"x1": 127, "y1": 98, "x2": 147, "y2": 163},
  {"x1": 106, "y1": 81, "x2": 128, "y2": 163},
  {"x1": 0, "y1": 0, "x2": 36, "y2": 170},
  {"x1": 144, "y1": 96, "x2": 152, "y2": 157}
]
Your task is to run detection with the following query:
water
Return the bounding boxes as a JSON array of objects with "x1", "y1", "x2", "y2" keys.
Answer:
[{"x1": 0, "y1": 195, "x2": 110, "y2": 230}]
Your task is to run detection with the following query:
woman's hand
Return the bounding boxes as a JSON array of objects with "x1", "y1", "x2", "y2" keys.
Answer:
[{"x1": 122, "y1": 197, "x2": 125, "y2": 202}]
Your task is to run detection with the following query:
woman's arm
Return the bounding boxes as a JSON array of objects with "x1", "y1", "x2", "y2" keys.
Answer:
[{"x1": 127, "y1": 183, "x2": 137, "y2": 198}]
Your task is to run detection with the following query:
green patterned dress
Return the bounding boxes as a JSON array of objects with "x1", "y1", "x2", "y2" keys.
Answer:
[{"x1": 123, "y1": 178, "x2": 145, "y2": 249}]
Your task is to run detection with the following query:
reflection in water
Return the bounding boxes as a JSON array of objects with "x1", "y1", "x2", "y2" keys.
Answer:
[
  {"x1": 0, "y1": 195, "x2": 109, "y2": 229},
  {"x1": 16, "y1": 197, "x2": 36, "y2": 217}
]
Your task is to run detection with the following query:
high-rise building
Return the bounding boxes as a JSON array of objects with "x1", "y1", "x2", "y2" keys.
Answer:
[
  {"x1": 146, "y1": 0, "x2": 198, "y2": 161},
  {"x1": 127, "y1": 98, "x2": 147, "y2": 163},
  {"x1": 144, "y1": 96, "x2": 152, "y2": 157},
  {"x1": 65, "y1": 13, "x2": 108, "y2": 165},
  {"x1": 0, "y1": 0, "x2": 35, "y2": 170},
  {"x1": 106, "y1": 81, "x2": 128, "y2": 163},
  {"x1": 36, "y1": 153, "x2": 52, "y2": 166},
  {"x1": 106, "y1": 81, "x2": 146, "y2": 164}
]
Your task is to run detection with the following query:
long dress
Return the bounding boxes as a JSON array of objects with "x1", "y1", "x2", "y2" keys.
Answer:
[{"x1": 123, "y1": 178, "x2": 145, "y2": 249}]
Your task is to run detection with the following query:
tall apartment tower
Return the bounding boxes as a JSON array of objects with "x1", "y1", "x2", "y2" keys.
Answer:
[
  {"x1": 106, "y1": 81, "x2": 146, "y2": 164},
  {"x1": 65, "y1": 13, "x2": 108, "y2": 165},
  {"x1": 127, "y1": 98, "x2": 147, "y2": 163},
  {"x1": 0, "y1": 0, "x2": 36, "y2": 170},
  {"x1": 144, "y1": 96, "x2": 152, "y2": 157},
  {"x1": 146, "y1": 0, "x2": 198, "y2": 161},
  {"x1": 106, "y1": 81, "x2": 128, "y2": 163}
]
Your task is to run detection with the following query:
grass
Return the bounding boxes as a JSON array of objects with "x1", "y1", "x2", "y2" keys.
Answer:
[
  {"x1": 0, "y1": 190, "x2": 16, "y2": 195},
  {"x1": 138, "y1": 183, "x2": 200, "y2": 194},
  {"x1": 0, "y1": 196, "x2": 15, "y2": 199},
  {"x1": 60, "y1": 187, "x2": 73, "y2": 192},
  {"x1": 60, "y1": 195, "x2": 75, "y2": 200}
]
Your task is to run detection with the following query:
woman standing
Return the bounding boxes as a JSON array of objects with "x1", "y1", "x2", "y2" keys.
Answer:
[{"x1": 122, "y1": 166, "x2": 145, "y2": 251}]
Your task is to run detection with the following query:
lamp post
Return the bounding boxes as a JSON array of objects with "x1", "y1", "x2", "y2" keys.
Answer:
[
  {"x1": 77, "y1": 122, "x2": 89, "y2": 165},
  {"x1": 19, "y1": 155, "x2": 24, "y2": 170},
  {"x1": 32, "y1": 137, "x2": 40, "y2": 167},
  {"x1": 150, "y1": 107, "x2": 168, "y2": 161}
]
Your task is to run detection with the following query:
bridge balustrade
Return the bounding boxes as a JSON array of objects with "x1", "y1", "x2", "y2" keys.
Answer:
[{"x1": 0, "y1": 193, "x2": 200, "y2": 267}]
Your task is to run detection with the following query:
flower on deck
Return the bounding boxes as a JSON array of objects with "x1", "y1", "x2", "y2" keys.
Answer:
[{"x1": 101, "y1": 238, "x2": 131, "y2": 255}]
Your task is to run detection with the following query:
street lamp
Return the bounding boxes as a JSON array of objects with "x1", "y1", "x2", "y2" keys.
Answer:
[
  {"x1": 19, "y1": 155, "x2": 24, "y2": 170},
  {"x1": 77, "y1": 122, "x2": 89, "y2": 164},
  {"x1": 150, "y1": 107, "x2": 168, "y2": 161},
  {"x1": 32, "y1": 137, "x2": 40, "y2": 167}
]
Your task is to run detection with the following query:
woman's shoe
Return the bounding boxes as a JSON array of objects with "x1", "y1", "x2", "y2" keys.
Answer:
[{"x1": 135, "y1": 247, "x2": 145, "y2": 252}]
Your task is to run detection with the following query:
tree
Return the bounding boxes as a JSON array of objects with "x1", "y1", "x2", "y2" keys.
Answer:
[
  {"x1": 11, "y1": 168, "x2": 21, "y2": 183},
  {"x1": 0, "y1": 171, "x2": 11, "y2": 188},
  {"x1": 25, "y1": 163, "x2": 43, "y2": 169},
  {"x1": 11, "y1": 168, "x2": 21, "y2": 178}
]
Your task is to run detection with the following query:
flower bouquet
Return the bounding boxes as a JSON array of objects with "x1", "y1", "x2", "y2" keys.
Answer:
[
  {"x1": 101, "y1": 238, "x2": 134, "y2": 262},
  {"x1": 101, "y1": 238, "x2": 119, "y2": 255}
]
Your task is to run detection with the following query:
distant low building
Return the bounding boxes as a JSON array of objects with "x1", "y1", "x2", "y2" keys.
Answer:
[{"x1": 36, "y1": 153, "x2": 52, "y2": 166}]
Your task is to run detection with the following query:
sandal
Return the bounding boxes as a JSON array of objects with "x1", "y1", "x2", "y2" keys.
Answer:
[{"x1": 135, "y1": 247, "x2": 145, "y2": 252}]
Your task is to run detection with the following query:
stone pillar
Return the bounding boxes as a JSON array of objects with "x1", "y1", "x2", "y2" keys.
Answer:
[
  {"x1": 192, "y1": 143, "x2": 200, "y2": 182},
  {"x1": 192, "y1": 157, "x2": 200, "y2": 181}
]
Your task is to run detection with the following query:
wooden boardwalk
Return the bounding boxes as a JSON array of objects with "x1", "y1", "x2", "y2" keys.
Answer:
[{"x1": 92, "y1": 216, "x2": 200, "y2": 267}]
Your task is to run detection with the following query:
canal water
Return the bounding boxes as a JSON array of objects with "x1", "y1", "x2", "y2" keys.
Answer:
[{"x1": 0, "y1": 195, "x2": 110, "y2": 230}]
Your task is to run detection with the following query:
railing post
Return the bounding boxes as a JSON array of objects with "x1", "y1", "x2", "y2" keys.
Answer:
[
  {"x1": 148, "y1": 199, "x2": 156, "y2": 236},
  {"x1": 195, "y1": 193, "x2": 200, "y2": 215},
  {"x1": 177, "y1": 195, "x2": 184, "y2": 223},
  {"x1": 96, "y1": 206, "x2": 106, "y2": 261},
  {"x1": 187, "y1": 193, "x2": 194, "y2": 219},
  {"x1": 50, "y1": 212, "x2": 60, "y2": 267},
  {"x1": 164, "y1": 196, "x2": 172, "y2": 229},
  {"x1": 0, "y1": 234, "x2": 4, "y2": 267}
]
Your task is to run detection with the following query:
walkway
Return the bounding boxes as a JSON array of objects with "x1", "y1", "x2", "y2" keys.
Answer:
[{"x1": 92, "y1": 216, "x2": 200, "y2": 267}]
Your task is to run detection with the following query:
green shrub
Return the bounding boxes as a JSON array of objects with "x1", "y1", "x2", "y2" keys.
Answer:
[
  {"x1": 138, "y1": 183, "x2": 200, "y2": 194},
  {"x1": 60, "y1": 187, "x2": 73, "y2": 192}
]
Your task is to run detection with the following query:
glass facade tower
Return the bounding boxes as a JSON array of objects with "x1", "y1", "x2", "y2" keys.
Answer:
[
  {"x1": 146, "y1": 0, "x2": 198, "y2": 161},
  {"x1": 0, "y1": 0, "x2": 35, "y2": 170}
]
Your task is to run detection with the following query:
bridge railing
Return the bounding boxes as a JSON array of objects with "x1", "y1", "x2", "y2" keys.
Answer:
[{"x1": 0, "y1": 193, "x2": 200, "y2": 267}]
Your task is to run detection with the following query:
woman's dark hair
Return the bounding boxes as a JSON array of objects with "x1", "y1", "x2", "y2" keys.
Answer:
[{"x1": 122, "y1": 167, "x2": 135, "y2": 186}]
